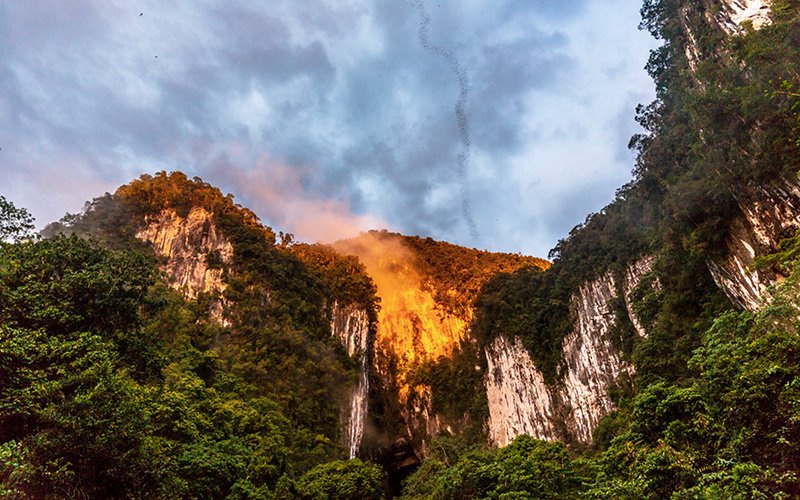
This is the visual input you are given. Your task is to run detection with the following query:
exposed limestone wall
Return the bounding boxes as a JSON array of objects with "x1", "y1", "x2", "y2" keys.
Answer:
[
  {"x1": 710, "y1": 180, "x2": 800, "y2": 311},
  {"x1": 716, "y1": 0, "x2": 772, "y2": 34},
  {"x1": 694, "y1": 0, "x2": 773, "y2": 36},
  {"x1": 623, "y1": 255, "x2": 659, "y2": 338},
  {"x1": 331, "y1": 301, "x2": 371, "y2": 358},
  {"x1": 682, "y1": 1, "x2": 772, "y2": 73},
  {"x1": 485, "y1": 256, "x2": 656, "y2": 446},
  {"x1": 560, "y1": 273, "x2": 638, "y2": 442},
  {"x1": 485, "y1": 335, "x2": 559, "y2": 445},
  {"x1": 367, "y1": 274, "x2": 468, "y2": 457},
  {"x1": 136, "y1": 207, "x2": 233, "y2": 300},
  {"x1": 330, "y1": 301, "x2": 372, "y2": 458}
]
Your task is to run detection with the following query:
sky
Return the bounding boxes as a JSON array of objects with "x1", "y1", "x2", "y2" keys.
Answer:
[{"x1": 0, "y1": 0, "x2": 658, "y2": 258}]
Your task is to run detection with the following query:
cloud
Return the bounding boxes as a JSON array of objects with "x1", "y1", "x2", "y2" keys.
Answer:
[
  {"x1": 0, "y1": 0, "x2": 657, "y2": 258},
  {"x1": 204, "y1": 153, "x2": 388, "y2": 244}
]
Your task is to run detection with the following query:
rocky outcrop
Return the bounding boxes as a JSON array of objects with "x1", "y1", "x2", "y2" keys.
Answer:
[
  {"x1": 681, "y1": 0, "x2": 772, "y2": 73},
  {"x1": 137, "y1": 207, "x2": 233, "y2": 300},
  {"x1": 485, "y1": 335, "x2": 559, "y2": 445},
  {"x1": 330, "y1": 301, "x2": 372, "y2": 458},
  {"x1": 560, "y1": 273, "x2": 639, "y2": 443},
  {"x1": 332, "y1": 233, "x2": 472, "y2": 458},
  {"x1": 371, "y1": 292, "x2": 468, "y2": 456},
  {"x1": 624, "y1": 255, "x2": 659, "y2": 338},
  {"x1": 710, "y1": 179, "x2": 800, "y2": 311},
  {"x1": 485, "y1": 256, "x2": 656, "y2": 446},
  {"x1": 715, "y1": 0, "x2": 772, "y2": 34},
  {"x1": 675, "y1": 1, "x2": 790, "y2": 312}
]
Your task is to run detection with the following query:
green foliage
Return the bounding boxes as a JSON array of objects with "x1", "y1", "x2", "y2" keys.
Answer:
[
  {"x1": 0, "y1": 236, "x2": 157, "y2": 333},
  {"x1": 53, "y1": 172, "x2": 364, "y2": 448},
  {"x1": 0, "y1": 236, "x2": 163, "y2": 381},
  {"x1": 395, "y1": 232, "x2": 548, "y2": 319},
  {"x1": 294, "y1": 459, "x2": 386, "y2": 499},
  {"x1": 0, "y1": 196, "x2": 35, "y2": 244},
  {"x1": 40, "y1": 194, "x2": 150, "y2": 250},
  {"x1": 753, "y1": 228, "x2": 800, "y2": 275},
  {"x1": 401, "y1": 435, "x2": 586, "y2": 499},
  {"x1": 473, "y1": 267, "x2": 567, "y2": 383},
  {"x1": 0, "y1": 326, "x2": 166, "y2": 497},
  {"x1": 628, "y1": 272, "x2": 662, "y2": 333},
  {"x1": 117, "y1": 171, "x2": 265, "y2": 231},
  {"x1": 0, "y1": 236, "x2": 168, "y2": 497},
  {"x1": 290, "y1": 242, "x2": 379, "y2": 319},
  {"x1": 0, "y1": 222, "x2": 371, "y2": 497},
  {"x1": 406, "y1": 341, "x2": 488, "y2": 439},
  {"x1": 586, "y1": 269, "x2": 800, "y2": 498}
]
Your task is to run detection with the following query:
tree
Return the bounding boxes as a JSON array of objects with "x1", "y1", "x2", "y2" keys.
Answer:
[
  {"x1": 294, "y1": 459, "x2": 386, "y2": 500},
  {"x1": 0, "y1": 196, "x2": 34, "y2": 243}
]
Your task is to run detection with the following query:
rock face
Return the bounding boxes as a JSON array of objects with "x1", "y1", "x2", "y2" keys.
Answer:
[
  {"x1": 485, "y1": 256, "x2": 656, "y2": 446},
  {"x1": 332, "y1": 234, "x2": 471, "y2": 457},
  {"x1": 136, "y1": 207, "x2": 233, "y2": 300},
  {"x1": 485, "y1": 335, "x2": 559, "y2": 445},
  {"x1": 330, "y1": 301, "x2": 372, "y2": 459},
  {"x1": 681, "y1": 0, "x2": 772, "y2": 72},
  {"x1": 709, "y1": 180, "x2": 800, "y2": 311},
  {"x1": 369, "y1": 268, "x2": 470, "y2": 458},
  {"x1": 716, "y1": 0, "x2": 772, "y2": 34},
  {"x1": 677, "y1": 0, "x2": 790, "y2": 313},
  {"x1": 138, "y1": 207, "x2": 377, "y2": 457}
]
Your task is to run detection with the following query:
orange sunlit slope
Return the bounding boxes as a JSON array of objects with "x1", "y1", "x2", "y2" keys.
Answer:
[{"x1": 333, "y1": 231, "x2": 549, "y2": 403}]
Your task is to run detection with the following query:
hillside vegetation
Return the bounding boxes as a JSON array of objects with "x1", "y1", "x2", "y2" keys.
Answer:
[{"x1": 3, "y1": 175, "x2": 385, "y2": 498}]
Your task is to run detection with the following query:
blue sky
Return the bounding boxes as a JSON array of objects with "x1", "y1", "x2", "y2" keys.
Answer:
[{"x1": 0, "y1": 0, "x2": 657, "y2": 257}]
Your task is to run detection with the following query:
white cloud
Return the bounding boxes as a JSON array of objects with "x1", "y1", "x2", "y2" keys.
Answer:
[{"x1": 0, "y1": 0, "x2": 657, "y2": 258}]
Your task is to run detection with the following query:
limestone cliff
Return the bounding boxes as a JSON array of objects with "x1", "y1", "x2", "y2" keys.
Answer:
[
  {"x1": 709, "y1": 179, "x2": 800, "y2": 311},
  {"x1": 330, "y1": 301, "x2": 372, "y2": 458},
  {"x1": 136, "y1": 207, "x2": 233, "y2": 301},
  {"x1": 332, "y1": 231, "x2": 547, "y2": 460},
  {"x1": 679, "y1": 0, "x2": 800, "y2": 313},
  {"x1": 485, "y1": 256, "x2": 656, "y2": 446},
  {"x1": 482, "y1": 0, "x2": 787, "y2": 449},
  {"x1": 333, "y1": 233, "x2": 470, "y2": 457},
  {"x1": 715, "y1": 0, "x2": 772, "y2": 34},
  {"x1": 681, "y1": 0, "x2": 772, "y2": 72}
]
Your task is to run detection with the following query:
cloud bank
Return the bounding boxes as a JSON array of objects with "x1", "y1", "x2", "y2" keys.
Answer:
[{"x1": 0, "y1": 0, "x2": 656, "y2": 256}]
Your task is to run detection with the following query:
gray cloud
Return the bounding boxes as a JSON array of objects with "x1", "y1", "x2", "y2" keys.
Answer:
[{"x1": 0, "y1": 0, "x2": 656, "y2": 257}]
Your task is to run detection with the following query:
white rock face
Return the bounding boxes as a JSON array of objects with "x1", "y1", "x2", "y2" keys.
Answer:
[
  {"x1": 710, "y1": 180, "x2": 800, "y2": 311},
  {"x1": 682, "y1": 1, "x2": 772, "y2": 74},
  {"x1": 485, "y1": 256, "x2": 656, "y2": 446},
  {"x1": 624, "y1": 255, "x2": 660, "y2": 338},
  {"x1": 330, "y1": 301, "x2": 372, "y2": 458},
  {"x1": 137, "y1": 207, "x2": 233, "y2": 300},
  {"x1": 561, "y1": 274, "x2": 638, "y2": 443},
  {"x1": 679, "y1": 5, "x2": 703, "y2": 73},
  {"x1": 718, "y1": 0, "x2": 772, "y2": 34},
  {"x1": 485, "y1": 335, "x2": 559, "y2": 445}
]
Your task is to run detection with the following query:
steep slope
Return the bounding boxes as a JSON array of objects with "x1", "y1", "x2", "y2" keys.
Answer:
[
  {"x1": 485, "y1": 256, "x2": 658, "y2": 445},
  {"x1": 332, "y1": 231, "x2": 548, "y2": 462},
  {"x1": 44, "y1": 172, "x2": 380, "y2": 459},
  {"x1": 11, "y1": 0, "x2": 799, "y2": 496},
  {"x1": 401, "y1": 0, "x2": 800, "y2": 496},
  {"x1": 466, "y1": 0, "x2": 800, "y2": 448},
  {"x1": 135, "y1": 206, "x2": 233, "y2": 301}
]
